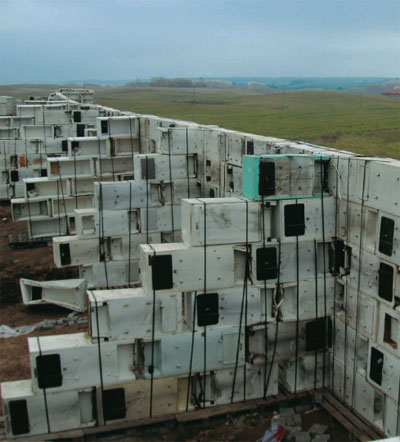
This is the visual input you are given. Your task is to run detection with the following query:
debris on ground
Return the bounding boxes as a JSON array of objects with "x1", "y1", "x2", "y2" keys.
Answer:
[{"x1": 0, "y1": 312, "x2": 88, "y2": 338}]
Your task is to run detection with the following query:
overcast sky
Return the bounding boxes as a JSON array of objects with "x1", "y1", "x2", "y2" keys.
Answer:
[{"x1": 0, "y1": 0, "x2": 399, "y2": 83}]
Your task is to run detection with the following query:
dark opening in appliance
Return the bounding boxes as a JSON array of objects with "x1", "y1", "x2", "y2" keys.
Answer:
[
  {"x1": 284, "y1": 204, "x2": 305, "y2": 237},
  {"x1": 305, "y1": 317, "x2": 332, "y2": 352},
  {"x1": 369, "y1": 347, "x2": 384, "y2": 385},
  {"x1": 36, "y1": 353, "x2": 62, "y2": 389},
  {"x1": 150, "y1": 255, "x2": 173, "y2": 290},
  {"x1": 9, "y1": 400, "x2": 30, "y2": 435},
  {"x1": 258, "y1": 161, "x2": 275, "y2": 196},
  {"x1": 59, "y1": 243, "x2": 71, "y2": 266},
  {"x1": 102, "y1": 388, "x2": 126, "y2": 421},
  {"x1": 379, "y1": 217, "x2": 394, "y2": 256},
  {"x1": 197, "y1": 293, "x2": 219, "y2": 326},
  {"x1": 378, "y1": 262, "x2": 394, "y2": 303},
  {"x1": 73, "y1": 111, "x2": 82, "y2": 123},
  {"x1": 256, "y1": 247, "x2": 278, "y2": 280}
]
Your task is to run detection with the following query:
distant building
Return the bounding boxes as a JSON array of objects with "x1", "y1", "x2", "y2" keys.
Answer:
[{"x1": 381, "y1": 89, "x2": 400, "y2": 98}]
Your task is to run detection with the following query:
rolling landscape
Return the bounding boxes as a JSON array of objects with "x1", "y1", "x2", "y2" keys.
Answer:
[{"x1": 1, "y1": 82, "x2": 399, "y2": 159}]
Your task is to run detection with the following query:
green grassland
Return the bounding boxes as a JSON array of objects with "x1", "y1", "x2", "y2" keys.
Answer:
[
  {"x1": 95, "y1": 87, "x2": 400, "y2": 160},
  {"x1": 2, "y1": 84, "x2": 399, "y2": 159}
]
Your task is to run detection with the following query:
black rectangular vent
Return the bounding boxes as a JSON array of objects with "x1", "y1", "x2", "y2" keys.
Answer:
[
  {"x1": 9, "y1": 400, "x2": 30, "y2": 435},
  {"x1": 141, "y1": 158, "x2": 156, "y2": 180},
  {"x1": 76, "y1": 124, "x2": 85, "y2": 137},
  {"x1": 328, "y1": 239, "x2": 351, "y2": 275},
  {"x1": 378, "y1": 262, "x2": 394, "y2": 303},
  {"x1": 246, "y1": 140, "x2": 254, "y2": 155},
  {"x1": 61, "y1": 140, "x2": 68, "y2": 152},
  {"x1": 102, "y1": 388, "x2": 126, "y2": 421},
  {"x1": 151, "y1": 255, "x2": 173, "y2": 290},
  {"x1": 31, "y1": 286, "x2": 42, "y2": 301},
  {"x1": 379, "y1": 217, "x2": 395, "y2": 256},
  {"x1": 258, "y1": 161, "x2": 275, "y2": 196},
  {"x1": 197, "y1": 293, "x2": 219, "y2": 326},
  {"x1": 305, "y1": 317, "x2": 332, "y2": 352},
  {"x1": 73, "y1": 111, "x2": 81, "y2": 123},
  {"x1": 284, "y1": 204, "x2": 305, "y2": 237},
  {"x1": 101, "y1": 120, "x2": 108, "y2": 134},
  {"x1": 10, "y1": 170, "x2": 19, "y2": 182},
  {"x1": 36, "y1": 353, "x2": 62, "y2": 389},
  {"x1": 59, "y1": 243, "x2": 71, "y2": 266},
  {"x1": 369, "y1": 347, "x2": 384, "y2": 385},
  {"x1": 40, "y1": 169, "x2": 47, "y2": 177},
  {"x1": 256, "y1": 247, "x2": 278, "y2": 280}
]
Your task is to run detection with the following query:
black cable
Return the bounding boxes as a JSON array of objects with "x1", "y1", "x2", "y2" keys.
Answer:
[
  {"x1": 137, "y1": 117, "x2": 142, "y2": 154},
  {"x1": 128, "y1": 181, "x2": 132, "y2": 287},
  {"x1": 91, "y1": 291, "x2": 105, "y2": 424},
  {"x1": 148, "y1": 246, "x2": 157, "y2": 418},
  {"x1": 40, "y1": 106, "x2": 47, "y2": 175},
  {"x1": 167, "y1": 129, "x2": 175, "y2": 241},
  {"x1": 294, "y1": 199, "x2": 300, "y2": 394},
  {"x1": 231, "y1": 200, "x2": 249, "y2": 403},
  {"x1": 351, "y1": 159, "x2": 367, "y2": 409},
  {"x1": 331, "y1": 157, "x2": 340, "y2": 391},
  {"x1": 56, "y1": 179, "x2": 61, "y2": 236},
  {"x1": 97, "y1": 137, "x2": 109, "y2": 288},
  {"x1": 186, "y1": 289, "x2": 198, "y2": 412},
  {"x1": 73, "y1": 147, "x2": 78, "y2": 209},
  {"x1": 36, "y1": 337, "x2": 51, "y2": 433},
  {"x1": 128, "y1": 116, "x2": 135, "y2": 171},
  {"x1": 264, "y1": 240, "x2": 281, "y2": 396},
  {"x1": 261, "y1": 196, "x2": 269, "y2": 399},
  {"x1": 145, "y1": 156, "x2": 149, "y2": 244},
  {"x1": 313, "y1": 239, "x2": 319, "y2": 391},
  {"x1": 108, "y1": 120, "x2": 115, "y2": 181},
  {"x1": 202, "y1": 201, "x2": 207, "y2": 408},
  {"x1": 56, "y1": 160, "x2": 69, "y2": 236},
  {"x1": 98, "y1": 182, "x2": 109, "y2": 289},
  {"x1": 343, "y1": 158, "x2": 351, "y2": 402},
  {"x1": 320, "y1": 158, "x2": 327, "y2": 389},
  {"x1": 185, "y1": 127, "x2": 191, "y2": 198}
]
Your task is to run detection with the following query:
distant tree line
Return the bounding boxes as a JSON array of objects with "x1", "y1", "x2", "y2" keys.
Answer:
[{"x1": 126, "y1": 77, "x2": 277, "y2": 91}]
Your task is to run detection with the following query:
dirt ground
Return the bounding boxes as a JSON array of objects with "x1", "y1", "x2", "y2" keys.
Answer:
[
  {"x1": 0, "y1": 204, "x2": 83, "y2": 382},
  {"x1": 0, "y1": 204, "x2": 351, "y2": 441}
]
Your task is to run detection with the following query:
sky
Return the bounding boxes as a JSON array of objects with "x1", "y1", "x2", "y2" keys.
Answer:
[{"x1": 0, "y1": 0, "x2": 399, "y2": 83}]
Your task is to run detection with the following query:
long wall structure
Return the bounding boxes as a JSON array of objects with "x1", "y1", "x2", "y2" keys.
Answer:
[{"x1": 1, "y1": 90, "x2": 399, "y2": 439}]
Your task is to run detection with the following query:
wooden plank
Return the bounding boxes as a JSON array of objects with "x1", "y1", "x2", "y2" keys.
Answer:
[
  {"x1": 320, "y1": 399, "x2": 370, "y2": 442},
  {"x1": 323, "y1": 392, "x2": 384, "y2": 440}
]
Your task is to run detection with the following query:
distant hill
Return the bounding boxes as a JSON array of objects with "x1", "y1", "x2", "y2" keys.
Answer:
[{"x1": 343, "y1": 80, "x2": 400, "y2": 94}]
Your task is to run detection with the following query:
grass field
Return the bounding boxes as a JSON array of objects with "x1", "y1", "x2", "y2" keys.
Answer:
[{"x1": 2, "y1": 84, "x2": 399, "y2": 159}]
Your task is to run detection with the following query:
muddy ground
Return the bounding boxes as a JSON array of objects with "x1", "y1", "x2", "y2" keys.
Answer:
[{"x1": 0, "y1": 204, "x2": 351, "y2": 441}]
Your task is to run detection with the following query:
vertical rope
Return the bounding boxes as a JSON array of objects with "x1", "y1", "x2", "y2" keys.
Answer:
[
  {"x1": 56, "y1": 160, "x2": 69, "y2": 236},
  {"x1": 320, "y1": 158, "x2": 328, "y2": 389},
  {"x1": 73, "y1": 147, "x2": 78, "y2": 209},
  {"x1": 331, "y1": 156, "x2": 340, "y2": 391},
  {"x1": 351, "y1": 159, "x2": 367, "y2": 409},
  {"x1": 167, "y1": 129, "x2": 175, "y2": 241},
  {"x1": 343, "y1": 158, "x2": 351, "y2": 402},
  {"x1": 261, "y1": 197, "x2": 269, "y2": 399},
  {"x1": 231, "y1": 200, "x2": 249, "y2": 403},
  {"x1": 149, "y1": 247, "x2": 157, "y2": 418},
  {"x1": 313, "y1": 239, "x2": 319, "y2": 390},
  {"x1": 202, "y1": 201, "x2": 207, "y2": 408},
  {"x1": 36, "y1": 337, "x2": 51, "y2": 434},
  {"x1": 186, "y1": 127, "x2": 191, "y2": 198},
  {"x1": 294, "y1": 199, "x2": 300, "y2": 394},
  {"x1": 92, "y1": 291, "x2": 105, "y2": 424},
  {"x1": 128, "y1": 181, "x2": 132, "y2": 286}
]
